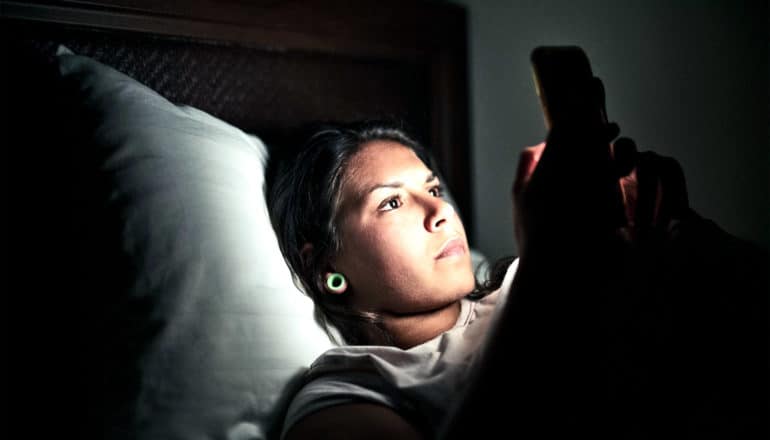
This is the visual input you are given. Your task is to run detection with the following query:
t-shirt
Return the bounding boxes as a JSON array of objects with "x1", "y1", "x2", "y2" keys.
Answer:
[{"x1": 281, "y1": 258, "x2": 520, "y2": 438}]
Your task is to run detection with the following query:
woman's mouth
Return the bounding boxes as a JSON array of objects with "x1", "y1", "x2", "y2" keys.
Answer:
[{"x1": 436, "y1": 237, "x2": 466, "y2": 259}]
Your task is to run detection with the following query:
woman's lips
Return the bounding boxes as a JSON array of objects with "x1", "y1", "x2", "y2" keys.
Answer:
[{"x1": 436, "y1": 237, "x2": 466, "y2": 259}]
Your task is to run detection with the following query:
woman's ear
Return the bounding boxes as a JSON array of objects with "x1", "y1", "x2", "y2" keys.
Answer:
[
  {"x1": 300, "y1": 243, "x2": 314, "y2": 266},
  {"x1": 302, "y1": 243, "x2": 348, "y2": 294}
]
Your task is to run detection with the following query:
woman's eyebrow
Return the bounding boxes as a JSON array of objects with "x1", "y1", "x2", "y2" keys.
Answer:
[{"x1": 364, "y1": 173, "x2": 437, "y2": 195}]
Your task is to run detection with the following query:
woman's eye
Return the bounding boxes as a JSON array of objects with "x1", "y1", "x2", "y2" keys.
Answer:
[
  {"x1": 429, "y1": 185, "x2": 444, "y2": 198},
  {"x1": 379, "y1": 196, "x2": 403, "y2": 211}
]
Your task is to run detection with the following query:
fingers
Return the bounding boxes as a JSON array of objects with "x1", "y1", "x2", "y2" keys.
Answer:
[
  {"x1": 592, "y1": 77, "x2": 610, "y2": 128},
  {"x1": 611, "y1": 137, "x2": 638, "y2": 233},
  {"x1": 635, "y1": 151, "x2": 662, "y2": 233},
  {"x1": 619, "y1": 168, "x2": 638, "y2": 230},
  {"x1": 612, "y1": 137, "x2": 637, "y2": 178},
  {"x1": 513, "y1": 142, "x2": 545, "y2": 196},
  {"x1": 634, "y1": 151, "x2": 690, "y2": 236},
  {"x1": 605, "y1": 122, "x2": 620, "y2": 143},
  {"x1": 654, "y1": 154, "x2": 690, "y2": 224},
  {"x1": 512, "y1": 142, "x2": 545, "y2": 253}
]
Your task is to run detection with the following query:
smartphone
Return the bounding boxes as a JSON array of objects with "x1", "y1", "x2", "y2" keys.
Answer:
[
  {"x1": 530, "y1": 46, "x2": 605, "y2": 130},
  {"x1": 531, "y1": 46, "x2": 626, "y2": 228}
]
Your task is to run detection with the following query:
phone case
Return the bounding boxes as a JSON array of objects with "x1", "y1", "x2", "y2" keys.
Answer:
[{"x1": 530, "y1": 46, "x2": 600, "y2": 129}]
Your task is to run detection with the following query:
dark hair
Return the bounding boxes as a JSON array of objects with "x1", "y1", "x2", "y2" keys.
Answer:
[{"x1": 267, "y1": 120, "x2": 509, "y2": 345}]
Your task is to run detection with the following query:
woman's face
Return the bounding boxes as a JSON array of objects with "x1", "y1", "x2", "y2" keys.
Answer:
[{"x1": 332, "y1": 141, "x2": 475, "y2": 316}]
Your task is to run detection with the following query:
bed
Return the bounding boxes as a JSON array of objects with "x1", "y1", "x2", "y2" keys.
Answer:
[{"x1": 3, "y1": 1, "x2": 472, "y2": 439}]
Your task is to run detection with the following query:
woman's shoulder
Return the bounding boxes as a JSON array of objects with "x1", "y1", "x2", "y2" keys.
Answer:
[{"x1": 282, "y1": 348, "x2": 426, "y2": 439}]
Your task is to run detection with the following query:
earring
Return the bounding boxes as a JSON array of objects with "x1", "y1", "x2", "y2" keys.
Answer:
[{"x1": 325, "y1": 272, "x2": 347, "y2": 294}]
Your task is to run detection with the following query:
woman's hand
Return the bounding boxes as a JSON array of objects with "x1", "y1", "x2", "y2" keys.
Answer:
[
  {"x1": 506, "y1": 121, "x2": 767, "y2": 438},
  {"x1": 505, "y1": 129, "x2": 696, "y2": 434},
  {"x1": 617, "y1": 142, "x2": 691, "y2": 243},
  {"x1": 512, "y1": 128, "x2": 691, "y2": 255}
]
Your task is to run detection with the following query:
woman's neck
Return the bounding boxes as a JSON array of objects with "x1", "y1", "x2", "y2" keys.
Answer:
[{"x1": 379, "y1": 300, "x2": 462, "y2": 349}]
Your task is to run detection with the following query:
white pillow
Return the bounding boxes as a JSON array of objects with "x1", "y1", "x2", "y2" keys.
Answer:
[{"x1": 55, "y1": 46, "x2": 334, "y2": 440}]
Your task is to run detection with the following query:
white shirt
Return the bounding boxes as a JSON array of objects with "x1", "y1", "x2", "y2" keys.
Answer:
[{"x1": 281, "y1": 258, "x2": 519, "y2": 438}]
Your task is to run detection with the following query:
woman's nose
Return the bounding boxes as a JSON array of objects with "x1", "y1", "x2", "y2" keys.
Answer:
[{"x1": 424, "y1": 196, "x2": 455, "y2": 232}]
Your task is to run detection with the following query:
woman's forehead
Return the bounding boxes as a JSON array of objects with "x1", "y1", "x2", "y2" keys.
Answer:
[{"x1": 343, "y1": 141, "x2": 431, "y2": 190}]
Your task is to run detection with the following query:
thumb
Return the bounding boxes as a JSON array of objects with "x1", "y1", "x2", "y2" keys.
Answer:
[{"x1": 513, "y1": 142, "x2": 546, "y2": 196}]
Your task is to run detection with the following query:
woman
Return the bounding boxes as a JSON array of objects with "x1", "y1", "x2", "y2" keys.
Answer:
[{"x1": 268, "y1": 121, "x2": 766, "y2": 439}]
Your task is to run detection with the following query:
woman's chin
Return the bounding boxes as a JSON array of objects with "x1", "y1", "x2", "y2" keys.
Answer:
[{"x1": 437, "y1": 260, "x2": 476, "y2": 291}]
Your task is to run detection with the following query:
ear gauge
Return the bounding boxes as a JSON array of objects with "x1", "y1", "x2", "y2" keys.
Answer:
[{"x1": 325, "y1": 273, "x2": 348, "y2": 294}]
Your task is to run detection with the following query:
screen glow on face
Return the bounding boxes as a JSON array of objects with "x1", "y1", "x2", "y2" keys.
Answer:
[{"x1": 332, "y1": 141, "x2": 475, "y2": 316}]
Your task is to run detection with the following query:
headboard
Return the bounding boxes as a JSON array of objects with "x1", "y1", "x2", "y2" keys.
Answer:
[{"x1": 2, "y1": 0, "x2": 473, "y2": 234}]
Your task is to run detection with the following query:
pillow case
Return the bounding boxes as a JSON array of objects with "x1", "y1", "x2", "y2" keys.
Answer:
[{"x1": 52, "y1": 46, "x2": 334, "y2": 440}]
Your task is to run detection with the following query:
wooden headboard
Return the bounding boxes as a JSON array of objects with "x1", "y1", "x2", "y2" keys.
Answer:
[{"x1": 2, "y1": 0, "x2": 473, "y2": 236}]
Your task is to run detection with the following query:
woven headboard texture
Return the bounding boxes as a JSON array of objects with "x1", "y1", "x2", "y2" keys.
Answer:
[{"x1": 11, "y1": 26, "x2": 428, "y2": 146}]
